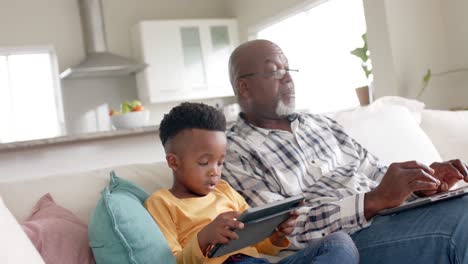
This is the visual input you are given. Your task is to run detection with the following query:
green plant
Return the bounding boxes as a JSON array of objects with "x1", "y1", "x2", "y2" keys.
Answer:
[
  {"x1": 351, "y1": 33, "x2": 432, "y2": 99},
  {"x1": 350, "y1": 33, "x2": 372, "y2": 79},
  {"x1": 417, "y1": 69, "x2": 432, "y2": 98}
]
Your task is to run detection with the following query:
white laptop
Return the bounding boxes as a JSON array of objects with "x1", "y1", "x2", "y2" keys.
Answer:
[{"x1": 378, "y1": 185, "x2": 468, "y2": 216}]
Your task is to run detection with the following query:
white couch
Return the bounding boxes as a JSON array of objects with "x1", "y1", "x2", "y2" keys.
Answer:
[{"x1": 1, "y1": 97, "x2": 467, "y2": 262}]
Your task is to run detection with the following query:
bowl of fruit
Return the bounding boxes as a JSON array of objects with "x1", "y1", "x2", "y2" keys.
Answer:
[{"x1": 109, "y1": 100, "x2": 150, "y2": 129}]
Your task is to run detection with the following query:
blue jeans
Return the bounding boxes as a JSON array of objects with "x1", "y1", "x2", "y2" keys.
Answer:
[
  {"x1": 224, "y1": 232, "x2": 359, "y2": 264},
  {"x1": 351, "y1": 196, "x2": 468, "y2": 264}
]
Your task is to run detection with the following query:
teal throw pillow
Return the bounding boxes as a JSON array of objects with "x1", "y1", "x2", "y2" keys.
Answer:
[{"x1": 88, "y1": 171, "x2": 175, "y2": 264}]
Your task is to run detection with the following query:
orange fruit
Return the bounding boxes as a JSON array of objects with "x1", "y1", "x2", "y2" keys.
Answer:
[{"x1": 132, "y1": 105, "x2": 144, "y2": 112}]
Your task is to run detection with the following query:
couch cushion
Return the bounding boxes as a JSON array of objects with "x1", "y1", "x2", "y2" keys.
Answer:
[
  {"x1": 21, "y1": 193, "x2": 95, "y2": 264},
  {"x1": 421, "y1": 109, "x2": 468, "y2": 162},
  {"x1": 0, "y1": 196, "x2": 44, "y2": 264},
  {"x1": 329, "y1": 104, "x2": 442, "y2": 166},
  {"x1": 370, "y1": 96, "x2": 425, "y2": 124},
  {"x1": 88, "y1": 172, "x2": 175, "y2": 264},
  {"x1": 0, "y1": 162, "x2": 172, "y2": 224}
]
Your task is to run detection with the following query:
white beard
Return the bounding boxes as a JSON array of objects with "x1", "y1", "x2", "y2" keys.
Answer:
[{"x1": 275, "y1": 99, "x2": 295, "y2": 117}]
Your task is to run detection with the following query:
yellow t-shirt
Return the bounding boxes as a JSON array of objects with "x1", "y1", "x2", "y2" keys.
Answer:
[{"x1": 144, "y1": 180, "x2": 289, "y2": 264}]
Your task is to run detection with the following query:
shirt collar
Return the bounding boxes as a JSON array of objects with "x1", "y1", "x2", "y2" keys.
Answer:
[{"x1": 233, "y1": 112, "x2": 300, "y2": 146}]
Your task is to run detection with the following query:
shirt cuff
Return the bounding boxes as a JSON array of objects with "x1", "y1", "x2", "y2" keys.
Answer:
[
  {"x1": 176, "y1": 234, "x2": 205, "y2": 264},
  {"x1": 340, "y1": 193, "x2": 372, "y2": 231},
  {"x1": 258, "y1": 236, "x2": 290, "y2": 256}
]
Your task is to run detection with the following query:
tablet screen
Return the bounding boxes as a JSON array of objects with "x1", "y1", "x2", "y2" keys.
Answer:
[{"x1": 207, "y1": 194, "x2": 304, "y2": 258}]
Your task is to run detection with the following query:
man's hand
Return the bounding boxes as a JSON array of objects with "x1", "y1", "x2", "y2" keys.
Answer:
[
  {"x1": 197, "y1": 211, "x2": 244, "y2": 254},
  {"x1": 415, "y1": 160, "x2": 468, "y2": 196},
  {"x1": 269, "y1": 210, "x2": 299, "y2": 246},
  {"x1": 364, "y1": 161, "x2": 440, "y2": 220}
]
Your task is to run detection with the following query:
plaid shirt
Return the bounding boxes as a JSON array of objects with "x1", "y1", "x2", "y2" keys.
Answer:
[{"x1": 222, "y1": 113, "x2": 387, "y2": 248}]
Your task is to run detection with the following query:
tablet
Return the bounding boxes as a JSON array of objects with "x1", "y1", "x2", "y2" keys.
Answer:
[
  {"x1": 207, "y1": 194, "x2": 304, "y2": 258},
  {"x1": 378, "y1": 185, "x2": 468, "y2": 216}
]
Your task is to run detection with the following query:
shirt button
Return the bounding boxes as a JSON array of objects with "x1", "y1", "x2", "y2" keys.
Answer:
[{"x1": 311, "y1": 160, "x2": 315, "y2": 164}]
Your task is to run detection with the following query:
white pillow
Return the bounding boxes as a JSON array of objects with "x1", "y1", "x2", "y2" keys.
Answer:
[
  {"x1": 371, "y1": 96, "x2": 426, "y2": 124},
  {"x1": 421, "y1": 109, "x2": 468, "y2": 162},
  {"x1": 0, "y1": 197, "x2": 44, "y2": 264},
  {"x1": 329, "y1": 104, "x2": 442, "y2": 166}
]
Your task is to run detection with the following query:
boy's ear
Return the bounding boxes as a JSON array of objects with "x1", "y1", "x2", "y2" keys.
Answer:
[{"x1": 166, "y1": 153, "x2": 179, "y2": 171}]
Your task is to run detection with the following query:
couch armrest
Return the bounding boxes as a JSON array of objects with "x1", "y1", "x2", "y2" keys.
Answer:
[
  {"x1": 421, "y1": 109, "x2": 468, "y2": 162},
  {"x1": 0, "y1": 197, "x2": 44, "y2": 264}
]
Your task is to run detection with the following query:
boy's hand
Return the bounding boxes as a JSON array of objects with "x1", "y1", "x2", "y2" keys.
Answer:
[
  {"x1": 270, "y1": 210, "x2": 299, "y2": 246},
  {"x1": 197, "y1": 211, "x2": 244, "y2": 254}
]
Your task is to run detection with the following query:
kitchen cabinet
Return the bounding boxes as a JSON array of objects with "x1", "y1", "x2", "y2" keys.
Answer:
[{"x1": 132, "y1": 19, "x2": 238, "y2": 103}]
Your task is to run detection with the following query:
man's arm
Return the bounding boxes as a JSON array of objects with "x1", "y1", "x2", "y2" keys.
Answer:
[
  {"x1": 326, "y1": 117, "x2": 439, "y2": 217},
  {"x1": 363, "y1": 161, "x2": 441, "y2": 219},
  {"x1": 223, "y1": 152, "x2": 370, "y2": 248}
]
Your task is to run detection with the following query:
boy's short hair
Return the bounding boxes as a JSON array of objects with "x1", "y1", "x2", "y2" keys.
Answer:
[{"x1": 159, "y1": 102, "x2": 226, "y2": 148}]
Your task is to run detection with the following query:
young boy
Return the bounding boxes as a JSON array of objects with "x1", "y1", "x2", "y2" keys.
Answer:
[{"x1": 145, "y1": 102, "x2": 359, "y2": 264}]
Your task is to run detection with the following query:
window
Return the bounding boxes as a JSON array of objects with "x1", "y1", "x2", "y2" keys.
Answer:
[
  {"x1": 255, "y1": 0, "x2": 368, "y2": 113},
  {"x1": 0, "y1": 47, "x2": 63, "y2": 143}
]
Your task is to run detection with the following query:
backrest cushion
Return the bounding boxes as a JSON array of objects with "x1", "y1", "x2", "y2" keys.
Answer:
[
  {"x1": 88, "y1": 172, "x2": 175, "y2": 264},
  {"x1": 329, "y1": 104, "x2": 442, "y2": 166},
  {"x1": 0, "y1": 162, "x2": 172, "y2": 224},
  {"x1": 421, "y1": 109, "x2": 468, "y2": 162},
  {"x1": 21, "y1": 193, "x2": 95, "y2": 264}
]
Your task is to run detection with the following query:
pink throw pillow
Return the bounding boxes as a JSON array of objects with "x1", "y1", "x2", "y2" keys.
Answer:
[{"x1": 21, "y1": 193, "x2": 95, "y2": 264}]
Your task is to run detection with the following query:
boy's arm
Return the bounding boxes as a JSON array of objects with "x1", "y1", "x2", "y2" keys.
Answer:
[
  {"x1": 226, "y1": 183, "x2": 290, "y2": 255},
  {"x1": 145, "y1": 197, "x2": 206, "y2": 264}
]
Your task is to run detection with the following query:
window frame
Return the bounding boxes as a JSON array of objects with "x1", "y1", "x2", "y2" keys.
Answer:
[{"x1": 0, "y1": 46, "x2": 65, "y2": 142}]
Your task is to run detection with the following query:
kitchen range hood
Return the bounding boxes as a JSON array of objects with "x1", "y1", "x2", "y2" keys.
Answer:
[{"x1": 60, "y1": 0, "x2": 146, "y2": 79}]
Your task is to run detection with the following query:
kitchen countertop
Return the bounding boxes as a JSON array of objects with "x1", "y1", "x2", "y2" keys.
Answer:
[{"x1": 0, "y1": 125, "x2": 159, "y2": 151}]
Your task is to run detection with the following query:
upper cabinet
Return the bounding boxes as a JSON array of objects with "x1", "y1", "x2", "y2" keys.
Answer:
[{"x1": 131, "y1": 19, "x2": 239, "y2": 103}]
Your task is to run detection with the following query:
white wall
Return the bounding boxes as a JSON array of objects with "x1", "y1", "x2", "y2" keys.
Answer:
[
  {"x1": 444, "y1": 0, "x2": 468, "y2": 70},
  {"x1": 102, "y1": 0, "x2": 230, "y2": 58},
  {"x1": 384, "y1": 0, "x2": 448, "y2": 97},
  {"x1": 61, "y1": 76, "x2": 139, "y2": 134},
  {"x1": 61, "y1": 76, "x2": 236, "y2": 135},
  {"x1": 362, "y1": 0, "x2": 399, "y2": 98},
  {"x1": 0, "y1": 0, "x2": 84, "y2": 72},
  {"x1": 430, "y1": 0, "x2": 468, "y2": 110},
  {"x1": 365, "y1": 0, "x2": 468, "y2": 109},
  {"x1": 0, "y1": 0, "x2": 230, "y2": 71}
]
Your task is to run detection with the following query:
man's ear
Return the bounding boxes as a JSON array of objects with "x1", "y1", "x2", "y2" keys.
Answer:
[
  {"x1": 236, "y1": 79, "x2": 249, "y2": 99},
  {"x1": 166, "y1": 153, "x2": 179, "y2": 171}
]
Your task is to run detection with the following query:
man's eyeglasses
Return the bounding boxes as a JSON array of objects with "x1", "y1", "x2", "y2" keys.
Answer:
[{"x1": 237, "y1": 68, "x2": 299, "y2": 80}]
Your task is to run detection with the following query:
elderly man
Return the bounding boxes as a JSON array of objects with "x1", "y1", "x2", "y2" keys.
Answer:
[{"x1": 222, "y1": 39, "x2": 468, "y2": 263}]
